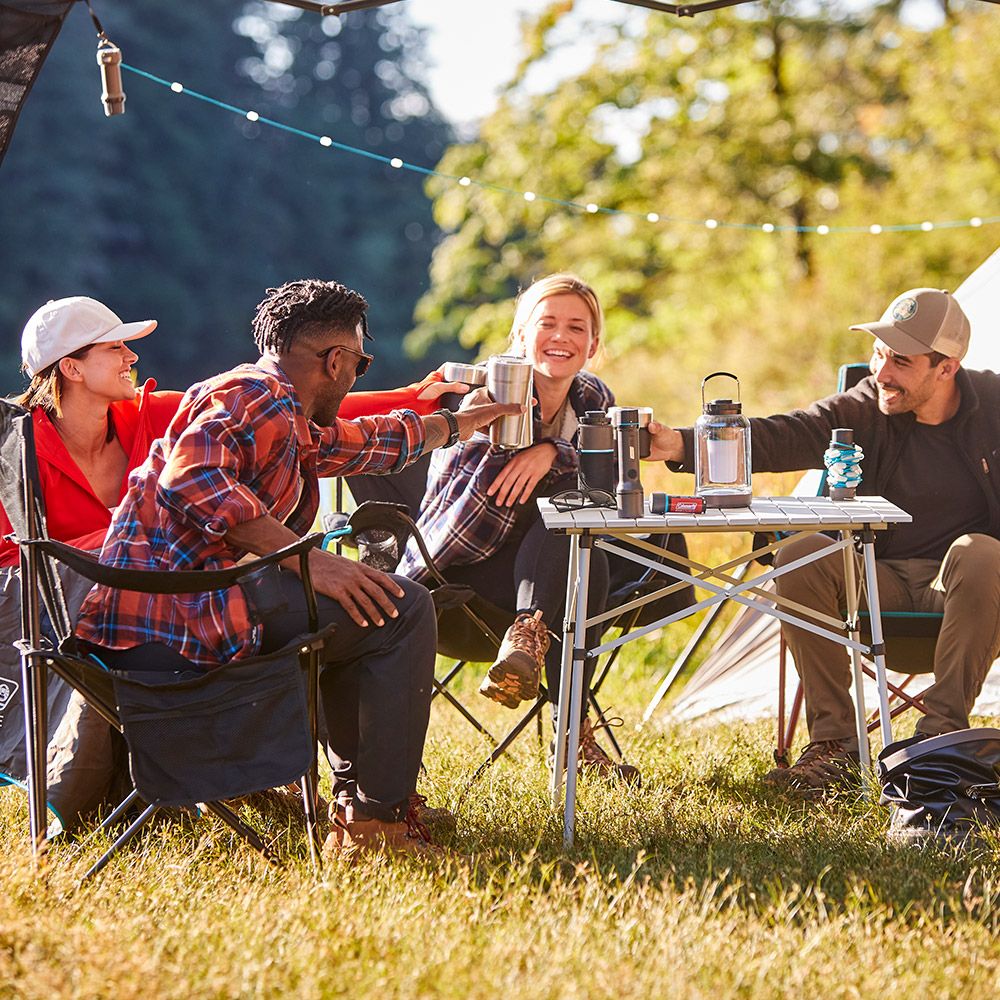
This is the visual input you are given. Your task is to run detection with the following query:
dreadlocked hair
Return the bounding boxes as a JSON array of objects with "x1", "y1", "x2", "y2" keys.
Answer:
[{"x1": 251, "y1": 279, "x2": 370, "y2": 354}]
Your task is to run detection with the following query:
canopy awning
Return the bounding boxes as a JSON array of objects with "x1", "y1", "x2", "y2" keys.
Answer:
[{"x1": 0, "y1": 0, "x2": 74, "y2": 165}]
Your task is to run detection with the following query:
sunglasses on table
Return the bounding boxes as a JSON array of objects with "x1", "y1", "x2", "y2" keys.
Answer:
[
  {"x1": 316, "y1": 344, "x2": 374, "y2": 378},
  {"x1": 551, "y1": 488, "x2": 617, "y2": 513}
]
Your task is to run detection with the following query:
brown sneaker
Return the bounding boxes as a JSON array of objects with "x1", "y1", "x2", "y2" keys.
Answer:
[
  {"x1": 479, "y1": 610, "x2": 549, "y2": 708},
  {"x1": 409, "y1": 793, "x2": 457, "y2": 838},
  {"x1": 322, "y1": 801, "x2": 442, "y2": 860},
  {"x1": 763, "y1": 738, "x2": 861, "y2": 799},
  {"x1": 576, "y1": 716, "x2": 642, "y2": 785}
]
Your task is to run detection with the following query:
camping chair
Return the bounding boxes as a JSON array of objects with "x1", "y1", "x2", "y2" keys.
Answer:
[
  {"x1": 774, "y1": 362, "x2": 944, "y2": 765},
  {"x1": 342, "y1": 457, "x2": 693, "y2": 780},
  {"x1": 341, "y1": 465, "x2": 552, "y2": 780},
  {"x1": 0, "y1": 398, "x2": 332, "y2": 879}
]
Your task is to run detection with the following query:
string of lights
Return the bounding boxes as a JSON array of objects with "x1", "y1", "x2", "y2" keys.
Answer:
[{"x1": 121, "y1": 64, "x2": 999, "y2": 236}]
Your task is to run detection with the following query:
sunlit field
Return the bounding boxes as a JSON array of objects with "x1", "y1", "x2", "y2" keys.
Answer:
[{"x1": 4, "y1": 596, "x2": 1000, "y2": 999}]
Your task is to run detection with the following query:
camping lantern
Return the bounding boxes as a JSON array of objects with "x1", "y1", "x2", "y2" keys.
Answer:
[{"x1": 694, "y1": 372, "x2": 752, "y2": 508}]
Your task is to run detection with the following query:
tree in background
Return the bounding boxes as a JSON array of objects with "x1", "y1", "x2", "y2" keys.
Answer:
[
  {"x1": 409, "y1": 1, "x2": 1000, "y2": 424},
  {"x1": 0, "y1": 0, "x2": 452, "y2": 391}
]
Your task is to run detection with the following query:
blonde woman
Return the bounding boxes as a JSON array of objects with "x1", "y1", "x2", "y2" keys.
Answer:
[{"x1": 398, "y1": 274, "x2": 640, "y2": 781}]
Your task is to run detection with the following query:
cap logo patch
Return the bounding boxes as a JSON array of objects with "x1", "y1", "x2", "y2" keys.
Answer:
[{"x1": 891, "y1": 297, "x2": 918, "y2": 322}]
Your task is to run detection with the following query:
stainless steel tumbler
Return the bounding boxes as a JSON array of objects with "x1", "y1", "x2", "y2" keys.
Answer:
[
  {"x1": 440, "y1": 362, "x2": 488, "y2": 412},
  {"x1": 486, "y1": 355, "x2": 534, "y2": 450}
]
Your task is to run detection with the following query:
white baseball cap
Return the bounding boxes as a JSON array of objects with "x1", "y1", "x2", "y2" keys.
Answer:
[{"x1": 21, "y1": 296, "x2": 157, "y2": 377}]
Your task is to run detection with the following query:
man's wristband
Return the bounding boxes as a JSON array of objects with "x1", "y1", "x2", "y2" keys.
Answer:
[{"x1": 434, "y1": 408, "x2": 461, "y2": 448}]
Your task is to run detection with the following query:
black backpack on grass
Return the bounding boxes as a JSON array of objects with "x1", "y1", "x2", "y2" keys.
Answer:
[{"x1": 877, "y1": 728, "x2": 1000, "y2": 847}]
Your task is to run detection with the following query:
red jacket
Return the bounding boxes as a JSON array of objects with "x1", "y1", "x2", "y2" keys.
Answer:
[
  {"x1": 0, "y1": 373, "x2": 443, "y2": 566},
  {"x1": 337, "y1": 370, "x2": 443, "y2": 420},
  {"x1": 0, "y1": 380, "x2": 184, "y2": 566}
]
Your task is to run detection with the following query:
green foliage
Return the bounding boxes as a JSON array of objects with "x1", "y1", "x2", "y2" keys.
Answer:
[
  {"x1": 0, "y1": 1, "x2": 453, "y2": 392},
  {"x1": 409, "y1": 1, "x2": 1000, "y2": 426}
]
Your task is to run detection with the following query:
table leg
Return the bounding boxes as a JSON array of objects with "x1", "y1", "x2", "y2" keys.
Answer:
[
  {"x1": 861, "y1": 529, "x2": 894, "y2": 751},
  {"x1": 563, "y1": 537, "x2": 592, "y2": 849},
  {"x1": 550, "y1": 534, "x2": 579, "y2": 810},
  {"x1": 841, "y1": 530, "x2": 870, "y2": 771}
]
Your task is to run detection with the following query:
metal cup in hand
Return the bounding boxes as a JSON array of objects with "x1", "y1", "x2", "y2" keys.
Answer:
[
  {"x1": 487, "y1": 355, "x2": 533, "y2": 450},
  {"x1": 609, "y1": 405, "x2": 653, "y2": 459},
  {"x1": 440, "y1": 362, "x2": 487, "y2": 412}
]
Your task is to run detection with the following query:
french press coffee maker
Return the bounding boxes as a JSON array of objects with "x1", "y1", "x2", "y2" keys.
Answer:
[{"x1": 694, "y1": 372, "x2": 752, "y2": 508}]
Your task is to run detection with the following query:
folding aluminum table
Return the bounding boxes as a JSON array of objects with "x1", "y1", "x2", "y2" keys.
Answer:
[{"x1": 540, "y1": 494, "x2": 912, "y2": 848}]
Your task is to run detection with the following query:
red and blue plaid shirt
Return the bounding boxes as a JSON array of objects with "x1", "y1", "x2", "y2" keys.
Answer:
[
  {"x1": 75, "y1": 358, "x2": 426, "y2": 666},
  {"x1": 398, "y1": 371, "x2": 613, "y2": 583}
]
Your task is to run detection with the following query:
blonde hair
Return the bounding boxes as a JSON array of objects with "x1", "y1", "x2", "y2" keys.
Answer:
[{"x1": 507, "y1": 273, "x2": 604, "y2": 356}]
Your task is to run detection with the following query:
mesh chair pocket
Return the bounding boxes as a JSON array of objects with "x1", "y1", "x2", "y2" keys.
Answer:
[{"x1": 111, "y1": 640, "x2": 313, "y2": 807}]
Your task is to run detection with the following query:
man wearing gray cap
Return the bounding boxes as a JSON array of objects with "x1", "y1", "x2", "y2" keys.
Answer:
[{"x1": 648, "y1": 287, "x2": 1000, "y2": 797}]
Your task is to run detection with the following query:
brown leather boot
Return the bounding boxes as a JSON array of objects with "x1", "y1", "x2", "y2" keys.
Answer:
[
  {"x1": 322, "y1": 801, "x2": 442, "y2": 859},
  {"x1": 577, "y1": 716, "x2": 642, "y2": 786},
  {"x1": 409, "y1": 793, "x2": 457, "y2": 838},
  {"x1": 479, "y1": 610, "x2": 549, "y2": 708},
  {"x1": 762, "y1": 738, "x2": 860, "y2": 799}
]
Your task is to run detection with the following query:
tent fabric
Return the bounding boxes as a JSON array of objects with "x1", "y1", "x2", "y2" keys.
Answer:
[
  {"x1": 956, "y1": 245, "x2": 1000, "y2": 372},
  {"x1": 668, "y1": 594, "x2": 1000, "y2": 724},
  {"x1": 0, "y1": 1, "x2": 74, "y2": 166}
]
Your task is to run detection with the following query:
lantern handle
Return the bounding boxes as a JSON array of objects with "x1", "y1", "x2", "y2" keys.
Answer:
[{"x1": 701, "y1": 371, "x2": 740, "y2": 408}]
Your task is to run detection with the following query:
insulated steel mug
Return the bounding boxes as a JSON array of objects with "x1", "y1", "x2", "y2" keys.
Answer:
[{"x1": 486, "y1": 355, "x2": 534, "y2": 450}]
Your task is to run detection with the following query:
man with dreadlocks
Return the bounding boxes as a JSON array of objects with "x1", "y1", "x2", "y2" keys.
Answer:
[{"x1": 75, "y1": 278, "x2": 520, "y2": 857}]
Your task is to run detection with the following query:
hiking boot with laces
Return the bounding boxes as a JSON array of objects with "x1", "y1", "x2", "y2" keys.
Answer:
[
  {"x1": 578, "y1": 716, "x2": 642, "y2": 785},
  {"x1": 322, "y1": 800, "x2": 443, "y2": 860},
  {"x1": 762, "y1": 738, "x2": 861, "y2": 799},
  {"x1": 550, "y1": 716, "x2": 642, "y2": 785},
  {"x1": 479, "y1": 610, "x2": 549, "y2": 708},
  {"x1": 408, "y1": 793, "x2": 457, "y2": 837}
]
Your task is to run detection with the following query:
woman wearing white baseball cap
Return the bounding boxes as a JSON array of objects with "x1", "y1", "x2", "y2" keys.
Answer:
[
  {"x1": 1, "y1": 296, "x2": 183, "y2": 565},
  {"x1": 0, "y1": 296, "x2": 183, "y2": 827}
]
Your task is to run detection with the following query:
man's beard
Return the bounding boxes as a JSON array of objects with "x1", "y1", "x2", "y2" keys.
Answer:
[
  {"x1": 312, "y1": 384, "x2": 349, "y2": 426},
  {"x1": 877, "y1": 380, "x2": 932, "y2": 416},
  {"x1": 876, "y1": 385, "x2": 905, "y2": 414}
]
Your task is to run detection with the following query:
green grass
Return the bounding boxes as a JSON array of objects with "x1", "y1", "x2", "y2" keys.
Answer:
[{"x1": 3, "y1": 640, "x2": 1000, "y2": 999}]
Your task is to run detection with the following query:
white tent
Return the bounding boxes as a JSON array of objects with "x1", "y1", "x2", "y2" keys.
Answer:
[
  {"x1": 668, "y1": 596, "x2": 1000, "y2": 724},
  {"x1": 955, "y1": 248, "x2": 1000, "y2": 371},
  {"x1": 667, "y1": 247, "x2": 1000, "y2": 725},
  {"x1": 957, "y1": 245, "x2": 1000, "y2": 371}
]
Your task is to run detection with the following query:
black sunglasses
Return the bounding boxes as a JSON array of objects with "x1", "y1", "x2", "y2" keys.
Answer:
[
  {"x1": 551, "y1": 488, "x2": 616, "y2": 513},
  {"x1": 317, "y1": 344, "x2": 373, "y2": 378}
]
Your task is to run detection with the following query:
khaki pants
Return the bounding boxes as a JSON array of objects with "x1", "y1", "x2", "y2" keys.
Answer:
[{"x1": 774, "y1": 533, "x2": 1000, "y2": 741}]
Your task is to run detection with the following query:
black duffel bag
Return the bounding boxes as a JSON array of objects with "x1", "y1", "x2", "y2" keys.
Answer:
[{"x1": 877, "y1": 728, "x2": 1000, "y2": 847}]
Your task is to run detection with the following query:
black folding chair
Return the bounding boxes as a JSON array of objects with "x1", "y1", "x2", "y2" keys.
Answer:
[{"x1": 0, "y1": 398, "x2": 332, "y2": 879}]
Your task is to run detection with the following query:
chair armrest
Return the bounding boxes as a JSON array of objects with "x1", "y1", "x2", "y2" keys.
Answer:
[{"x1": 23, "y1": 533, "x2": 325, "y2": 595}]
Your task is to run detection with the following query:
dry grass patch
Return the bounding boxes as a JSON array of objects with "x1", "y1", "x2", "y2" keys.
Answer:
[{"x1": 3, "y1": 657, "x2": 1000, "y2": 998}]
